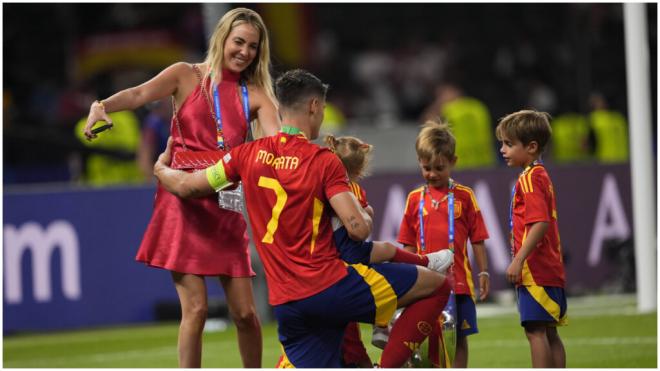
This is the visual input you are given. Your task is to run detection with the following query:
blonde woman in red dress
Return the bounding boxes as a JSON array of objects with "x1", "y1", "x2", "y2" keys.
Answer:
[{"x1": 82, "y1": 8, "x2": 280, "y2": 368}]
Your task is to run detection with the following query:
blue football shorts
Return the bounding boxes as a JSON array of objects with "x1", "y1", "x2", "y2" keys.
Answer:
[
  {"x1": 455, "y1": 294, "x2": 479, "y2": 337},
  {"x1": 334, "y1": 225, "x2": 373, "y2": 265},
  {"x1": 517, "y1": 285, "x2": 568, "y2": 327},
  {"x1": 274, "y1": 262, "x2": 417, "y2": 368}
]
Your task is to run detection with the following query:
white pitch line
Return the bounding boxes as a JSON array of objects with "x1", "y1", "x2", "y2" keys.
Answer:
[{"x1": 471, "y1": 336, "x2": 656, "y2": 348}]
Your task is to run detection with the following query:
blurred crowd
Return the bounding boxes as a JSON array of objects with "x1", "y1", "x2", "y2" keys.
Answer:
[{"x1": 3, "y1": 3, "x2": 656, "y2": 185}]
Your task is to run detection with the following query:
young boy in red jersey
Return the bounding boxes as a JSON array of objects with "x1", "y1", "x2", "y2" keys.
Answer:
[
  {"x1": 398, "y1": 119, "x2": 490, "y2": 367},
  {"x1": 154, "y1": 69, "x2": 454, "y2": 368},
  {"x1": 324, "y1": 134, "x2": 454, "y2": 367},
  {"x1": 496, "y1": 109, "x2": 567, "y2": 368}
]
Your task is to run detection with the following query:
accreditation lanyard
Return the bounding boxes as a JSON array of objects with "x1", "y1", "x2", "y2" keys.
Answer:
[
  {"x1": 418, "y1": 179, "x2": 455, "y2": 253},
  {"x1": 508, "y1": 160, "x2": 542, "y2": 257},
  {"x1": 212, "y1": 80, "x2": 250, "y2": 150}
]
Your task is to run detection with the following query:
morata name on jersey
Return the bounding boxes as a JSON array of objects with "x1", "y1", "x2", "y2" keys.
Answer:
[{"x1": 256, "y1": 150, "x2": 299, "y2": 170}]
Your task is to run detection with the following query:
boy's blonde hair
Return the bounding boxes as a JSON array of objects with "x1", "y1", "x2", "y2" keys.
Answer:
[
  {"x1": 496, "y1": 110, "x2": 553, "y2": 153},
  {"x1": 415, "y1": 119, "x2": 456, "y2": 163},
  {"x1": 324, "y1": 134, "x2": 373, "y2": 181}
]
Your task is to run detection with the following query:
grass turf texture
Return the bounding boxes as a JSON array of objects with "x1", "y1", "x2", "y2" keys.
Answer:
[{"x1": 4, "y1": 294, "x2": 656, "y2": 368}]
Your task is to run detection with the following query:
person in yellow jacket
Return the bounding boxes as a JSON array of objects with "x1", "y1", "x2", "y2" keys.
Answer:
[
  {"x1": 588, "y1": 92, "x2": 629, "y2": 163},
  {"x1": 321, "y1": 101, "x2": 347, "y2": 134},
  {"x1": 549, "y1": 112, "x2": 591, "y2": 164},
  {"x1": 421, "y1": 83, "x2": 496, "y2": 169},
  {"x1": 74, "y1": 110, "x2": 145, "y2": 186}
]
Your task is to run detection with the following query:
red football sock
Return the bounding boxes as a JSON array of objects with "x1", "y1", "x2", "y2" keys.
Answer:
[
  {"x1": 427, "y1": 318, "x2": 443, "y2": 367},
  {"x1": 342, "y1": 322, "x2": 372, "y2": 367},
  {"x1": 379, "y1": 279, "x2": 451, "y2": 368},
  {"x1": 391, "y1": 248, "x2": 429, "y2": 266}
]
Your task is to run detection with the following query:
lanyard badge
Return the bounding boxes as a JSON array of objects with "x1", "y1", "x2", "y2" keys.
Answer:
[
  {"x1": 418, "y1": 179, "x2": 455, "y2": 253},
  {"x1": 211, "y1": 76, "x2": 251, "y2": 214},
  {"x1": 212, "y1": 80, "x2": 250, "y2": 150}
]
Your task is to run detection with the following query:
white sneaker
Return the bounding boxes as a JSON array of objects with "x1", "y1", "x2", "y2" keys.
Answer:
[
  {"x1": 427, "y1": 249, "x2": 454, "y2": 273},
  {"x1": 371, "y1": 326, "x2": 389, "y2": 349}
]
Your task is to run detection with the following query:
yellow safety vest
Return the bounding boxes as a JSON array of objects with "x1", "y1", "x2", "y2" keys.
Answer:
[
  {"x1": 75, "y1": 111, "x2": 145, "y2": 186},
  {"x1": 322, "y1": 103, "x2": 347, "y2": 134},
  {"x1": 441, "y1": 97, "x2": 495, "y2": 169},
  {"x1": 550, "y1": 113, "x2": 591, "y2": 163},
  {"x1": 589, "y1": 109, "x2": 629, "y2": 163}
]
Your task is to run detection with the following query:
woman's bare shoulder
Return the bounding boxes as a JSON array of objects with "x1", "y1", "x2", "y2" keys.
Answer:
[
  {"x1": 166, "y1": 62, "x2": 206, "y2": 100},
  {"x1": 163, "y1": 62, "x2": 207, "y2": 79}
]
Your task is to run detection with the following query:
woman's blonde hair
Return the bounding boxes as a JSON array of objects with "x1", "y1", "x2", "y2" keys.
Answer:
[
  {"x1": 415, "y1": 119, "x2": 456, "y2": 163},
  {"x1": 204, "y1": 7, "x2": 276, "y2": 138},
  {"x1": 324, "y1": 135, "x2": 374, "y2": 181}
]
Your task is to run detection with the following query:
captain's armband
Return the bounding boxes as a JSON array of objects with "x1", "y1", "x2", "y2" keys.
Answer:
[{"x1": 205, "y1": 161, "x2": 232, "y2": 191}]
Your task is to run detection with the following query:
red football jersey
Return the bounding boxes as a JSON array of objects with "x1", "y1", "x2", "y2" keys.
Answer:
[
  {"x1": 398, "y1": 182, "x2": 489, "y2": 297},
  {"x1": 220, "y1": 131, "x2": 352, "y2": 305},
  {"x1": 511, "y1": 164, "x2": 565, "y2": 288},
  {"x1": 349, "y1": 181, "x2": 369, "y2": 208}
]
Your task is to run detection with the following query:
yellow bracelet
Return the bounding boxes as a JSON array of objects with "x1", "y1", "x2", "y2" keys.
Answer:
[{"x1": 94, "y1": 100, "x2": 106, "y2": 111}]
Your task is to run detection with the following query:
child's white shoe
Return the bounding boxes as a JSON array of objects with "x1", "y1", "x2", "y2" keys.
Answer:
[{"x1": 426, "y1": 249, "x2": 454, "y2": 274}]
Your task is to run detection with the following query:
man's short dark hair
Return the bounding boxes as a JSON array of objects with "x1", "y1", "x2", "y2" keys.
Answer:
[{"x1": 275, "y1": 69, "x2": 329, "y2": 110}]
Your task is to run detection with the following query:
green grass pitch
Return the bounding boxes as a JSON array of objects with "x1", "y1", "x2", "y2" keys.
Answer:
[{"x1": 4, "y1": 294, "x2": 656, "y2": 368}]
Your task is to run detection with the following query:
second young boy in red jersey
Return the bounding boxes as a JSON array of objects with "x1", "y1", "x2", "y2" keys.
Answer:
[{"x1": 496, "y1": 109, "x2": 567, "y2": 368}]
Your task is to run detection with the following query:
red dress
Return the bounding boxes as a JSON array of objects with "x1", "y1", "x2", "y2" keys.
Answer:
[{"x1": 136, "y1": 67, "x2": 254, "y2": 277}]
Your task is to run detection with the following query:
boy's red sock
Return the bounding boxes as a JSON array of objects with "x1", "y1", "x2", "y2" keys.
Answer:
[
  {"x1": 342, "y1": 322, "x2": 372, "y2": 367},
  {"x1": 427, "y1": 319, "x2": 444, "y2": 367},
  {"x1": 391, "y1": 248, "x2": 429, "y2": 266},
  {"x1": 379, "y1": 279, "x2": 451, "y2": 368}
]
